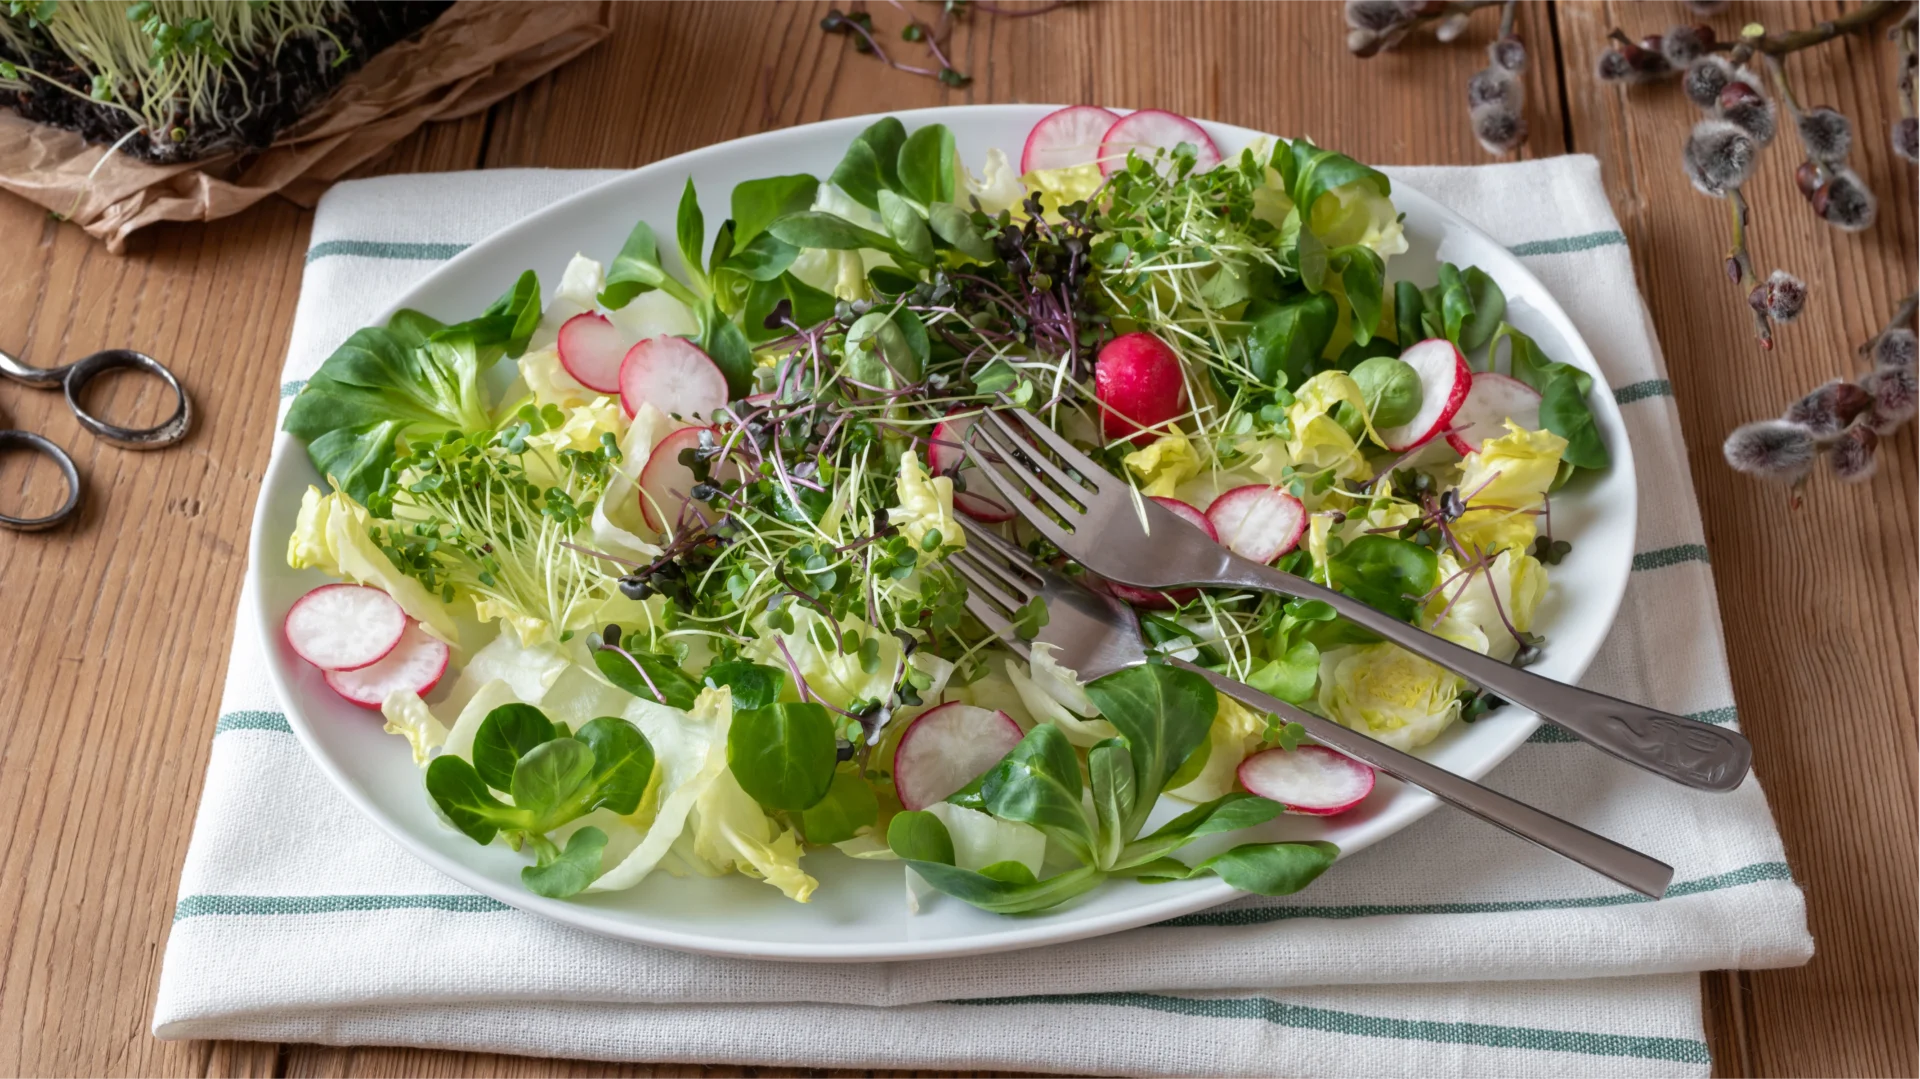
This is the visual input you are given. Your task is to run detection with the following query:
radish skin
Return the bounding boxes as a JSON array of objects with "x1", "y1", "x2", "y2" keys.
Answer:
[
  {"x1": 1238, "y1": 745, "x2": 1375, "y2": 816},
  {"x1": 1095, "y1": 332, "x2": 1188, "y2": 445},
  {"x1": 1021, "y1": 105, "x2": 1119, "y2": 173},
  {"x1": 1206, "y1": 486, "x2": 1307, "y2": 564},
  {"x1": 324, "y1": 622, "x2": 450, "y2": 709},
  {"x1": 1445, "y1": 371, "x2": 1543, "y2": 455},
  {"x1": 1098, "y1": 109, "x2": 1222, "y2": 176},
  {"x1": 284, "y1": 584, "x2": 407, "y2": 672},
  {"x1": 893, "y1": 703, "x2": 1025, "y2": 810},
  {"x1": 1376, "y1": 339, "x2": 1472, "y2": 452},
  {"x1": 556, "y1": 312, "x2": 628, "y2": 394},
  {"x1": 637, "y1": 425, "x2": 716, "y2": 533}
]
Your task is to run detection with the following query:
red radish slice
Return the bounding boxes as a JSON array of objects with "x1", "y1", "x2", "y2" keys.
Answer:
[
  {"x1": 1098, "y1": 109, "x2": 1222, "y2": 177},
  {"x1": 1151, "y1": 495, "x2": 1219, "y2": 542},
  {"x1": 619, "y1": 336, "x2": 728, "y2": 420},
  {"x1": 1376, "y1": 339, "x2": 1472, "y2": 452},
  {"x1": 556, "y1": 312, "x2": 628, "y2": 394},
  {"x1": 1021, "y1": 105, "x2": 1120, "y2": 173},
  {"x1": 284, "y1": 584, "x2": 406, "y2": 672},
  {"x1": 953, "y1": 490, "x2": 1015, "y2": 523},
  {"x1": 324, "y1": 622, "x2": 449, "y2": 709},
  {"x1": 1445, "y1": 372, "x2": 1543, "y2": 455},
  {"x1": 637, "y1": 425, "x2": 720, "y2": 533},
  {"x1": 928, "y1": 415, "x2": 968, "y2": 477},
  {"x1": 894, "y1": 703, "x2": 1025, "y2": 810},
  {"x1": 1238, "y1": 745, "x2": 1375, "y2": 816},
  {"x1": 1206, "y1": 485, "x2": 1307, "y2": 564},
  {"x1": 1095, "y1": 331, "x2": 1188, "y2": 446},
  {"x1": 1110, "y1": 497, "x2": 1218, "y2": 608}
]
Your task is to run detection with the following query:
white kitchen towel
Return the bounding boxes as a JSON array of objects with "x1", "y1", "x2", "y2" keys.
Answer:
[{"x1": 153, "y1": 157, "x2": 1812, "y2": 1077}]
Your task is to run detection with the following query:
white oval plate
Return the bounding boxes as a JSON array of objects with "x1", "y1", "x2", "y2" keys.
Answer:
[{"x1": 250, "y1": 105, "x2": 1637, "y2": 961}]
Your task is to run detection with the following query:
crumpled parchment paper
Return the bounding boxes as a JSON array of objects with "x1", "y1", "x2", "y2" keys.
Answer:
[{"x1": 0, "y1": 0, "x2": 607, "y2": 252}]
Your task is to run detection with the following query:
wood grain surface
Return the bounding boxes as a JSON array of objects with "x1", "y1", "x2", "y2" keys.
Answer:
[{"x1": 0, "y1": 2, "x2": 1911, "y2": 1076}]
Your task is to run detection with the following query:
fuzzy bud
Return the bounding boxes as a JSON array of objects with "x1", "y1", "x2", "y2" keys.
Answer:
[
  {"x1": 1764, "y1": 270, "x2": 1808, "y2": 323},
  {"x1": 1683, "y1": 119, "x2": 1759, "y2": 195},
  {"x1": 1434, "y1": 11, "x2": 1471, "y2": 42},
  {"x1": 1797, "y1": 107, "x2": 1853, "y2": 163},
  {"x1": 1472, "y1": 102, "x2": 1527, "y2": 155},
  {"x1": 1345, "y1": 0, "x2": 1406, "y2": 32},
  {"x1": 1783, "y1": 379, "x2": 1872, "y2": 437},
  {"x1": 1490, "y1": 35, "x2": 1527, "y2": 73},
  {"x1": 1716, "y1": 82, "x2": 1776, "y2": 144},
  {"x1": 1683, "y1": 56, "x2": 1732, "y2": 109},
  {"x1": 1872, "y1": 328, "x2": 1916, "y2": 371},
  {"x1": 1596, "y1": 48, "x2": 1636, "y2": 82},
  {"x1": 1467, "y1": 67, "x2": 1519, "y2": 111},
  {"x1": 1724, "y1": 419, "x2": 1817, "y2": 482},
  {"x1": 1863, "y1": 366, "x2": 1918, "y2": 433},
  {"x1": 1828, "y1": 424, "x2": 1878, "y2": 483},
  {"x1": 1893, "y1": 117, "x2": 1919, "y2": 163},
  {"x1": 1661, "y1": 24, "x2": 1715, "y2": 66},
  {"x1": 1815, "y1": 169, "x2": 1877, "y2": 232}
]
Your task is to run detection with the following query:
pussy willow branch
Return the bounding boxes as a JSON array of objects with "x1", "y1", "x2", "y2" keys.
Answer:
[
  {"x1": 1727, "y1": 0, "x2": 1903, "y2": 58},
  {"x1": 1725, "y1": 188, "x2": 1773, "y2": 350},
  {"x1": 1350, "y1": 0, "x2": 1503, "y2": 57}
]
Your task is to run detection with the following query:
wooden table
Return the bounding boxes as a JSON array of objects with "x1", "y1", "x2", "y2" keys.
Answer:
[{"x1": 0, "y1": 2, "x2": 1911, "y2": 1075}]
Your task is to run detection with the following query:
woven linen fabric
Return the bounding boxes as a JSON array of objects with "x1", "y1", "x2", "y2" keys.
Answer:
[{"x1": 153, "y1": 158, "x2": 1812, "y2": 1077}]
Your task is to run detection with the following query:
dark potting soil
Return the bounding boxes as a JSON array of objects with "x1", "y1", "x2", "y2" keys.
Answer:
[{"x1": 0, "y1": 1, "x2": 452, "y2": 164}]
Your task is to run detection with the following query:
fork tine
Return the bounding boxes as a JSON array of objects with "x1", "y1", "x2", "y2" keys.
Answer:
[
  {"x1": 1002, "y1": 408, "x2": 1129, "y2": 496},
  {"x1": 955, "y1": 515, "x2": 1036, "y2": 566},
  {"x1": 969, "y1": 416, "x2": 1089, "y2": 525},
  {"x1": 979, "y1": 410, "x2": 1105, "y2": 506},
  {"x1": 950, "y1": 540, "x2": 1042, "y2": 601},
  {"x1": 957, "y1": 438, "x2": 1080, "y2": 550},
  {"x1": 946, "y1": 556, "x2": 1035, "y2": 663},
  {"x1": 946, "y1": 552, "x2": 1022, "y2": 617}
]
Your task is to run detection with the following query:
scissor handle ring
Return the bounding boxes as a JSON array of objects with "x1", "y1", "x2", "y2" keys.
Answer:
[
  {"x1": 0, "y1": 430, "x2": 82, "y2": 531},
  {"x1": 60, "y1": 349, "x2": 192, "y2": 450}
]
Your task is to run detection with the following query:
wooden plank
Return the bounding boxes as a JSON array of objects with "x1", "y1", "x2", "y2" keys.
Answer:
[
  {"x1": 0, "y1": 94, "x2": 489, "y2": 1075},
  {"x1": 1556, "y1": 3, "x2": 1918, "y2": 1077}
]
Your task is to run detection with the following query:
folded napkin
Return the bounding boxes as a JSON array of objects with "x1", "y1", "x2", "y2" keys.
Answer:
[{"x1": 154, "y1": 157, "x2": 1812, "y2": 1077}]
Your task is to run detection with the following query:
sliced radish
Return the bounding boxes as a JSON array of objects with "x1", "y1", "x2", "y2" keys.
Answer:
[
  {"x1": 556, "y1": 312, "x2": 628, "y2": 394},
  {"x1": 637, "y1": 425, "x2": 719, "y2": 533},
  {"x1": 1376, "y1": 338, "x2": 1472, "y2": 452},
  {"x1": 1021, "y1": 105, "x2": 1120, "y2": 173},
  {"x1": 284, "y1": 584, "x2": 406, "y2": 672},
  {"x1": 1445, "y1": 371, "x2": 1543, "y2": 455},
  {"x1": 953, "y1": 489, "x2": 1016, "y2": 523},
  {"x1": 324, "y1": 622, "x2": 450, "y2": 709},
  {"x1": 893, "y1": 703, "x2": 1026, "y2": 810},
  {"x1": 619, "y1": 336, "x2": 728, "y2": 421},
  {"x1": 1096, "y1": 331, "x2": 1188, "y2": 446},
  {"x1": 1109, "y1": 497, "x2": 1219, "y2": 608},
  {"x1": 1206, "y1": 485, "x2": 1306, "y2": 564},
  {"x1": 1098, "y1": 109, "x2": 1222, "y2": 177},
  {"x1": 928, "y1": 415, "x2": 968, "y2": 477},
  {"x1": 1238, "y1": 745, "x2": 1375, "y2": 816}
]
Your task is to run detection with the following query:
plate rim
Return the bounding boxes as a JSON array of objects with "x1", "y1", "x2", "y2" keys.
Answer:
[{"x1": 248, "y1": 104, "x2": 1639, "y2": 961}]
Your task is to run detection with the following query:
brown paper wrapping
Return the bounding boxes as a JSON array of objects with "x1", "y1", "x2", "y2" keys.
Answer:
[{"x1": 0, "y1": 1, "x2": 608, "y2": 253}]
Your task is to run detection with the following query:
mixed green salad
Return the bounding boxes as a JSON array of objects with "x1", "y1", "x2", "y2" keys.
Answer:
[{"x1": 279, "y1": 108, "x2": 1606, "y2": 913}]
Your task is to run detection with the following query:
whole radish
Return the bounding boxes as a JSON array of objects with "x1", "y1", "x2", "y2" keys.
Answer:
[{"x1": 1095, "y1": 331, "x2": 1187, "y2": 445}]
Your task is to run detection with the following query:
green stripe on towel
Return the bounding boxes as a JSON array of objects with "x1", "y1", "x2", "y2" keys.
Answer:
[
  {"x1": 1507, "y1": 230, "x2": 1628, "y2": 257},
  {"x1": 214, "y1": 710, "x2": 293, "y2": 735},
  {"x1": 1613, "y1": 379, "x2": 1672, "y2": 404},
  {"x1": 175, "y1": 893, "x2": 511, "y2": 921},
  {"x1": 1632, "y1": 544, "x2": 1710, "y2": 571},
  {"x1": 1154, "y1": 861, "x2": 1789, "y2": 929},
  {"x1": 947, "y1": 992, "x2": 1709, "y2": 1063},
  {"x1": 305, "y1": 240, "x2": 469, "y2": 264}
]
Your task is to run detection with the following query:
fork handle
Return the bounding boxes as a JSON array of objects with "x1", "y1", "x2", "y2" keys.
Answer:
[
  {"x1": 1167, "y1": 659, "x2": 1674, "y2": 898},
  {"x1": 1208, "y1": 561, "x2": 1753, "y2": 793}
]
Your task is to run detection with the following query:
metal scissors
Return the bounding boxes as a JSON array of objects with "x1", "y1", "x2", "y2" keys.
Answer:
[{"x1": 0, "y1": 346, "x2": 191, "y2": 531}]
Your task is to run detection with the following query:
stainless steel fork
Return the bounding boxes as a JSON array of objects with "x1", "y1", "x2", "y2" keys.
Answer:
[
  {"x1": 946, "y1": 518, "x2": 1674, "y2": 898},
  {"x1": 954, "y1": 408, "x2": 1753, "y2": 794}
]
